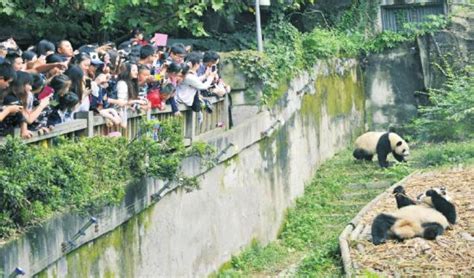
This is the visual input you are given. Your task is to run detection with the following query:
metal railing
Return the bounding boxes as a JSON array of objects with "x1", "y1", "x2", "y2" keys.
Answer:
[{"x1": 0, "y1": 96, "x2": 228, "y2": 146}]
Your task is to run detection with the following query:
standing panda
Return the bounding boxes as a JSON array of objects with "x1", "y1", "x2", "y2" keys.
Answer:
[
  {"x1": 371, "y1": 186, "x2": 457, "y2": 245},
  {"x1": 353, "y1": 132, "x2": 409, "y2": 168}
]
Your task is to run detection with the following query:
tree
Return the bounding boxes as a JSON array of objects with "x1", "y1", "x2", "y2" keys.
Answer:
[{"x1": 0, "y1": 0, "x2": 315, "y2": 45}]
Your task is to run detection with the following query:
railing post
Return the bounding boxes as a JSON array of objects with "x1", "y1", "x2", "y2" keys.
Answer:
[
  {"x1": 146, "y1": 109, "x2": 152, "y2": 120},
  {"x1": 223, "y1": 95, "x2": 229, "y2": 129},
  {"x1": 184, "y1": 110, "x2": 196, "y2": 143},
  {"x1": 75, "y1": 111, "x2": 94, "y2": 138}
]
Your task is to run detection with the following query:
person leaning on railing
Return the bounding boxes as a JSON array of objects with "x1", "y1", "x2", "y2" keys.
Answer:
[
  {"x1": 176, "y1": 52, "x2": 216, "y2": 115},
  {"x1": 111, "y1": 62, "x2": 147, "y2": 128},
  {"x1": 2, "y1": 71, "x2": 35, "y2": 138},
  {"x1": 0, "y1": 62, "x2": 22, "y2": 134}
]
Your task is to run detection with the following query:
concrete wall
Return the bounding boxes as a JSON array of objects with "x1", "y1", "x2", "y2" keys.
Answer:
[
  {"x1": 363, "y1": 43, "x2": 424, "y2": 130},
  {"x1": 1, "y1": 59, "x2": 365, "y2": 278}
]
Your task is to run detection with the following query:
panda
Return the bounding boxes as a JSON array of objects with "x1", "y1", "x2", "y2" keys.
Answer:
[
  {"x1": 353, "y1": 131, "x2": 409, "y2": 168},
  {"x1": 371, "y1": 186, "x2": 457, "y2": 245}
]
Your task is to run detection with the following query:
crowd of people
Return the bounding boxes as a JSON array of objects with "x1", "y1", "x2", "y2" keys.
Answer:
[{"x1": 0, "y1": 29, "x2": 231, "y2": 139}]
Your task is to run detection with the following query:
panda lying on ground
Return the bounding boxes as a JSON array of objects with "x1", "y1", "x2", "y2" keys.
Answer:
[
  {"x1": 371, "y1": 185, "x2": 457, "y2": 245},
  {"x1": 353, "y1": 132, "x2": 409, "y2": 168}
]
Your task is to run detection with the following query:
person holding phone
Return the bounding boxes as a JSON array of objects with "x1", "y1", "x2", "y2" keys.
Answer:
[
  {"x1": 176, "y1": 52, "x2": 216, "y2": 117},
  {"x1": 198, "y1": 51, "x2": 230, "y2": 97},
  {"x1": 1, "y1": 71, "x2": 34, "y2": 138}
]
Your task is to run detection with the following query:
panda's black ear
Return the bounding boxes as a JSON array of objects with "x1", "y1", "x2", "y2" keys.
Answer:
[{"x1": 396, "y1": 141, "x2": 402, "y2": 146}]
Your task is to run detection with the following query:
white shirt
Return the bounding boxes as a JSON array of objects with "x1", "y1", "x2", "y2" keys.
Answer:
[
  {"x1": 116, "y1": 80, "x2": 129, "y2": 101},
  {"x1": 176, "y1": 73, "x2": 213, "y2": 106}
]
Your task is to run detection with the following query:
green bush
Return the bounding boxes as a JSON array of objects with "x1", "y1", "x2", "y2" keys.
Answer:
[
  {"x1": 0, "y1": 117, "x2": 190, "y2": 239},
  {"x1": 410, "y1": 73, "x2": 474, "y2": 142},
  {"x1": 412, "y1": 141, "x2": 474, "y2": 167}
]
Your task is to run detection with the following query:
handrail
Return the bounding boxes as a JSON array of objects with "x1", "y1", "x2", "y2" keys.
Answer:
[{"x1": 0, "y1": 96, "x2": 228, "y2": 146}]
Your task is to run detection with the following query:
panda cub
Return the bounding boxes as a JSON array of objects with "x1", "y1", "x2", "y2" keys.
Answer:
[
  {"x1": 371, "y1": 186, "x2": 456, "y2": 245},
  {"x1": 353, "y1": 132, "x2": 409, "y2": 168}
]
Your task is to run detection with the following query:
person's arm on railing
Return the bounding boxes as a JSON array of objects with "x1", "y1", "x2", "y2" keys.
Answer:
[
  {"x1": 20, "y1": 122, "x2": 33, "y2": 139},
  {"x1": 23, "y1": 97, "x2": 51, "y2": 124},
  {"x1": 0, "y1": 105, "x2": 23, "y2": 122},
  {"x1": 108, "y1": 80, "x2": 128, "y2": 107},
  {"x1": 167, "y1": 96, "x2": 181, "y2": 116}
]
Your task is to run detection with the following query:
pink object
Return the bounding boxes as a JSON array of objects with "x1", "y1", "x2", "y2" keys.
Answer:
[
  {"x1": 108, "y1": 131, "x2": 122, "y2": 137},
  {"x1": 38, "y1": 86, "x2": 54, "y2": 100},
  {"x1": 151, "y1": 33, "x2": 168, "y2": 47}
]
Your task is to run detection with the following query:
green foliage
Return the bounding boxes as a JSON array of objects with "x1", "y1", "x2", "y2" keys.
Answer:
[
  {"x1": 226, "y1": 20, "x2": 305, "y2": 105},
  {"x1": 337, "y1": 0, "x2": 379, "y2": 35},
  {"x1": 227, "y1": 240, "x2": 288, "y2": 274},
  {"x1": 187, "y1": 140, "x2": 217, "y2": 169},
  {"x1": 176, "y1": 175, "x2": 201, "y2": 193},
  {"x1": 0, "y1": 117, "x2": 201, "y2": 239},
  {"x1": 411, "y1": 141, "x2": 474, "y2": 167},
  {"x1": 302, "y1": 29, "x2": 361, "y2": 60},
  {"x1": 0, "y1": 1, "x2": 245, "y2": 40},
  {"x1": 226, "y1": 5, "x2": 447, "y2": 106},
  {"x1": 410, "y1": 73, "x2": 474, "y2": 142},
  {"x1": 0, "y1": 136, "x2": 129, "y2": 237},
  {"x1": 0, "y1": 0, "x2": 316, "y2": 44}
]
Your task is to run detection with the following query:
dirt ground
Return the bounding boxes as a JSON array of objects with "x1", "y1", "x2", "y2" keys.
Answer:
[{"x1": 348, "y1": 167, "x2": 474, "y2": 277}]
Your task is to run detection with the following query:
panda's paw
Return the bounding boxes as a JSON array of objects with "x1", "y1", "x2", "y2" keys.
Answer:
[
  {"x1": 393, "y1": 185, "x2": 406, "y2": 195},
  {"x1": 425, "y1": 189, "x2": 439, "y2": 197},
  {"x1": 372, "y1": 238, "x2": 386, "y2": 245}
]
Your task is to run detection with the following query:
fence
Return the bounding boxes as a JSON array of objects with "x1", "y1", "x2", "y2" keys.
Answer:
[
  {"x1": 0, "y1": 96, "x2": 228, "y2": 146},
  {"x1": 381, "y1": 0, "x2": 446, "y2": 32}
]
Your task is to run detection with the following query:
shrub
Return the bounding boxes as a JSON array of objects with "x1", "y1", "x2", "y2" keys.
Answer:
[
  {"x1": 0, "y1": 117, "x2": 189, "y2": 238},
  {"x1": 410, "y1": 73, "x2": 474, "y2": 142}
]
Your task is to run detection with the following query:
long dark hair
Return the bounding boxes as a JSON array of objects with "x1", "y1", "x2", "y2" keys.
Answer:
[
  {"x1": 65, "y1": 65, "x2": 85, "y2": 100},
  {"x1": 49, "y1": 74, "x2": 71, "y2": 97},
  {"x1": 117, "y1": 62, "x2": 138, "y2": 100},
  {"x1": 10, "y1": 71, "x2": 33, "y2": 108}
]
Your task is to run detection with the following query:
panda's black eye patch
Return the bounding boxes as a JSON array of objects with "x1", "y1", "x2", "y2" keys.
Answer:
[{"x1": 396, "y1": 141, "x2": 402, "y2": 146}]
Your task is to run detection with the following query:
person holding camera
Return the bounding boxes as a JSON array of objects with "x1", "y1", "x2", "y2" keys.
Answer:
[
  {"x1": 1, "y1": 71, "x2": 35, "y2": 138},
  {"x1": 176, "y1": 52, "x2": 217, "y2": 123},
  {"x1": 198, "y1": 51, "x2": 230, "y2": 98},
  {"x1": 0, "y1": 63, "x2": 22, "y2": 128}
]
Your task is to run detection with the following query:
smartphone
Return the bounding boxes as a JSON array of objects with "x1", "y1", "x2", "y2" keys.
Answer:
[
  {"x1": 211, "y1": 65, "x2": 217, "y2": 72},
  {"x1": 85, "y1": 79, "x2": 92, "y2": 89}
]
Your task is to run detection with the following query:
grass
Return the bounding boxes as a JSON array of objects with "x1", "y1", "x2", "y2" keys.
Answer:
[{"x1": 214, "y1": 140, "x2": 474, "y2": 277}]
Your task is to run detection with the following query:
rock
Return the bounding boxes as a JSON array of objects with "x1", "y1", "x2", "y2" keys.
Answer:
[
  {"x1": 356, "y1": 243, "x2": 365, "y2": 254},
  {"x1": 461, "y1": 232, "x2": 474, "y2": 241},
  {"x1": 412, "y1": 237, "x2": 431, "y2": 253},
  {"x1": 435, "y1": 236, "x2": 451, "y2": 248}
]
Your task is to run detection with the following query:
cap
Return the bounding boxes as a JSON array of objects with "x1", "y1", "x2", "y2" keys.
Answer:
[{"x1": 89, "y1": 52, "x2": 104, "y2": 66}]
